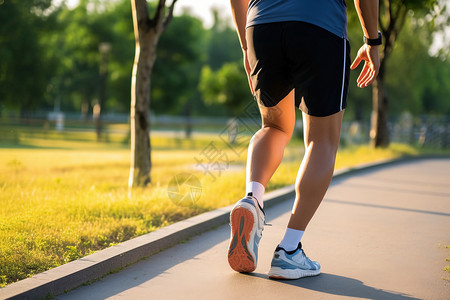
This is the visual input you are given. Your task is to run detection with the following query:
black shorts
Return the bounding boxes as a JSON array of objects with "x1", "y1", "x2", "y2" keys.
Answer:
[{"x1": 246, "y1": 21, "x2": 350, "y2": 117}]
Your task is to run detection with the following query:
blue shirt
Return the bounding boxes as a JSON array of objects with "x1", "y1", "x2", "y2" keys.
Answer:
[{"x1": 246, "y1": 0, "x2": 348, "y2": 39}]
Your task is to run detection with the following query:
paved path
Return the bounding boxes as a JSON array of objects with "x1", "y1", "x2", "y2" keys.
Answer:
[{"x1": 58, "y1": 158, "x2": 450, "y2": 300}]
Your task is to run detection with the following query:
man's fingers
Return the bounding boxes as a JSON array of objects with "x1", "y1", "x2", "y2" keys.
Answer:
[
  {"x1": 359, "y1": 71, "x2": 371, "y2": 87},
  {"x1": 360, "y1": 68, "x2": 376, "y2": 87},
  {"x1": 350, "y1": 56, "x2": 362, "y2": 70},
  {"x1": 358, "y1": 64, "x2": 371, "y2": 87},
  {"x1": 364, "y1": 69, "x2": 376, "y2": 87},
  {"x1": 357, "y1": 63, "x2": 369, "y2": 86}
]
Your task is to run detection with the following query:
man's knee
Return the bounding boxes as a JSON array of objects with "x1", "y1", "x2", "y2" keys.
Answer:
[
  {"x1": 262, "y1": 122, "x2": 294, "y2": 141},
  {"x1": 261, "y1": 108, "x2": 295, "y2": 139}
]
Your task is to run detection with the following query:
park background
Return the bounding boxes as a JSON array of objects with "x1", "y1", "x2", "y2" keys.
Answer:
[{"x1": 1, "y1": 0, "x2": 450, "y2": 288}]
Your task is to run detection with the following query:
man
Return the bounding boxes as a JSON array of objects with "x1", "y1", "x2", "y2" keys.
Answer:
[{"x1": 227, "y1": 0, "x2": 381, "y2": 279}]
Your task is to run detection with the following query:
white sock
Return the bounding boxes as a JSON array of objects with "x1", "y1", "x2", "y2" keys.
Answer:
[
  {"x1": 279, "y1": 228, "x2": 304, "y2": 252},
  {"x1": 246, "y1": 181, "x2": 265, "y2": 208}
]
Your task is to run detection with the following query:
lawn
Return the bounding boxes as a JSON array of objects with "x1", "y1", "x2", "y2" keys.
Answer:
[{"x1": 0, "y1": 123, "x2": 428, "y2": 287}]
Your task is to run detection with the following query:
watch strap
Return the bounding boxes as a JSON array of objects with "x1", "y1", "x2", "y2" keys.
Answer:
[{"x1": 364, "y1": 31, "x2": 382, "y2": 46}]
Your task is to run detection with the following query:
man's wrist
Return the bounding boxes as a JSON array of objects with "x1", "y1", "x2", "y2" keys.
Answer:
[{"x1": 364, "y1": 31, "x2": 382, "y2": 46}]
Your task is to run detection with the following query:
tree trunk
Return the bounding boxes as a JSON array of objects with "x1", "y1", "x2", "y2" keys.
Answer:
[
  {"x1": 370, "y1": 74, "x2": 390, "y2": 148},
  {"x1": 129, "y1": 0, "x2": 177, "y2": 187},
  {"x1": 370, "y1": 0, "x2": 410, "y2": 148},
  {"x1": 129, "y1": 18, "x2": 157, "y2": 187}
]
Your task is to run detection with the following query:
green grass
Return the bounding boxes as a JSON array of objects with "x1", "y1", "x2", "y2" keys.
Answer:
[
  {"x1": 0, "y1": 123, "x2": 444, "y2": 287},
  {"x1": 445, "y1": 245, "x2": 450, "y2": 275}
]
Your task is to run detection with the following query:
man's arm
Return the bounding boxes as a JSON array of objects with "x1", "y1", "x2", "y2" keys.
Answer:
[
  {"x1": 350, "y1": 0, "x2": 381, "y2": 88},
  {"x1": 230, "y1": 0, "x2": 254, "y2": 94},
  {"x1": 230, "y1": 0, "x2": 250, "y2": 50}
]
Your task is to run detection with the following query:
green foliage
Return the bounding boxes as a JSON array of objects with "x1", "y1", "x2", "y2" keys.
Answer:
[
  {"x1": 152, "y1": 14, "x2": 207, "y2": 115},
  {"x1": 196, "y1": 8, "x2": 249, "y2": 116},
  {"x1": 0, "y1": 0, "x2": 55, "y2": 113},
  {"x1": 63, "y1": 245, "x2": 82, "y2": 263},
  {"x1": 103, "y1": 0, "x2": 135, "y2": 113},
  {"x1": 0, "y1": 275, "x2": 7, "y2": 288},
  {"x1": 445, "y1": 245, "x2": 450, "y2": 274},
  {"x1": 51, "y1": 1, "x2": 112, "y2": 113},
  {"x1": 386, "y1": 16, "x2": 450, "y2": 115},
  {"x1": 199, "y1": 62, "x2": 251, "y2": 116},
  {"x1": 206, "y1": 9, "x2": 242, "y2": 71},
  {"x1": 345, "y1": 0, "x2": 449, "y2": 120},
  {"x1": 0, "y1": 0, "x2": 210, "y2": 116},
  {"x1": 0, "y1": 0, "x2": 448, "y2": 119}
]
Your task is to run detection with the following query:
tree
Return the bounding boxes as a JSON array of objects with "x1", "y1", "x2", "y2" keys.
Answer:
[
  {"x1": 129, "y1": 0, "x2": 178, "y2": 187},
  {"x1": 152, "y1": 13, "x2": 206, "y2": 115},
  {"x1": 0, "y1": 0, "x2": 55, "y2": 115},
  {"x1": 199, "y1": 62, "x2": 251, "y2": 116},
  {"x1": 206, "y1": 9, "x2": 242, "y2": 71},
  {"x1": 369, "y1": 0, "x2": 439, "y2": 147},
  {"x1": 44, "y1": 0, "x2": 117, "y2": 117},
  {"x1": 196, "y1": 10, "x2": 247, "y2": 116},
  {"x1": 100, "y1": 2, "x2": 207, "y2": 116},
  {"x1": 385, "y1": 15, "x2": 450, "y2": 116}
]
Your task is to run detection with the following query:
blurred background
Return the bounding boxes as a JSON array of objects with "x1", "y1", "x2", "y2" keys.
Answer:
[{"x1": 1, "y1": 0, "x2": 449, "y2": 148}]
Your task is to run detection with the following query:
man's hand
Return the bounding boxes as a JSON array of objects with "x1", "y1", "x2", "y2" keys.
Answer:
[{"x1": 350, "y1": 44, "x2": 380, "y2": 88}]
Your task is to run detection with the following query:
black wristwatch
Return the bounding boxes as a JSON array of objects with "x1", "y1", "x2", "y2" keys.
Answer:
[{"x1": 364, "y1": 31, "x2": 382, "y2": 46}]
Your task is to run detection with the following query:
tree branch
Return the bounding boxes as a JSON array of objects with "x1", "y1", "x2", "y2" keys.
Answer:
[
  {"x1": 390, "y1": 5, "x2": 408, "y2": 48},
  {"x1": 379, "y1": 11, "x2": 387, "y2": 34},
  {"x1": 151, "y1": 0, "x2": 166, "y2": 30},
  {"x1": 395, "y1": 5, "x2": 408, "y2": 33},
  {"x1": 391, "y1": 0, "x2": 402, "y2": 22},
  {"x1": 162, "y1": 0, "x2": 178, "y2": 32},
  {"x1": 387, "y1": 0, "x2": 393, "y2": 29}
]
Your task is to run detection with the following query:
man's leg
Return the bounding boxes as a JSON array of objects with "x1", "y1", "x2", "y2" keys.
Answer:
[
  {"x1": 227, "y1": 90, "x2": 295, "y2": 273},
  {"x1": 247, "y1": 89, "x2": 296, "y2": 189},
  {"x1": 268, "y1": 110, "x2": 344, "y2": 279},
  {"x1": 288, "y1": 110, "x2": 344, "y2": 231}
]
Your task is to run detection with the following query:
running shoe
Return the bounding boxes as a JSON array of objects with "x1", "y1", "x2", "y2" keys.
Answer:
[
  {"x1": 227, "y1": 197, "x2": 265, "y2": 273},
  {"x1": 268, "y1": 242, "x2": 321, "y2": 279}
]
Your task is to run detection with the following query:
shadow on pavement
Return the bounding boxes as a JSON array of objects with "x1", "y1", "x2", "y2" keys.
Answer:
[
  {"x1": 243, "y1": 272, "x2": 422, "y2": 300},
  {"x1": 325, "y1": 198, "x2": 450, "y2": 217},
  {"x1": 340, "y1": 181, "x2": 450, "y2": 199}
]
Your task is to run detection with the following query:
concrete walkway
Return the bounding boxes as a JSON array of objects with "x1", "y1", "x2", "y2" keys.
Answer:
[{"x1": 57, "y1": 158, "x2": 450, "y2": 300}]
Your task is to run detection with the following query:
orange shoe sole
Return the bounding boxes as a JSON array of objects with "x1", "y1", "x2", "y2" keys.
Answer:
[{"x1": 227, "y1": 207, "x2": 256, "y2": 273}]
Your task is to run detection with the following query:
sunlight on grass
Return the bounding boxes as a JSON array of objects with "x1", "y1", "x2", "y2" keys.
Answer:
[
  {"x1": 0, "y1": 134, "x2": 250, "y2": 286},
  {"x1": 0, "y1": 130, "x2": 438, "y2": 287}
]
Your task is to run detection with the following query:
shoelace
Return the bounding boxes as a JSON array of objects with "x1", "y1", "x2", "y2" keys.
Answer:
[{"x1": 300, "y1": 249, "x2": 314, "y2": 264}]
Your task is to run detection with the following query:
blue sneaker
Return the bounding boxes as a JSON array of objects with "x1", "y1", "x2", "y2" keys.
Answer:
[
  {"x1": 227, "y1": 197, "x2": 265, "y2": 273},
  {"x1": 268, "y1": 242, "x2": 321, "y2": 279}
]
